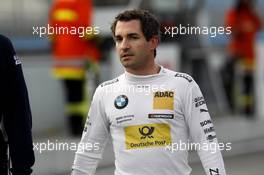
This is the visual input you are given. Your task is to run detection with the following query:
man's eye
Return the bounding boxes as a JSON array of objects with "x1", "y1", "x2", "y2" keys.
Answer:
[
  {"x1": 115, "y1": 38, "x2": 122, "y2": 42},
  {"x1": 131, "y1": 36, "x2": 138, "y2": 39}
]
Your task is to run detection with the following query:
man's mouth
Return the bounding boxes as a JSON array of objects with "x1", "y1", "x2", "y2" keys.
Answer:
[{"x1": 121, "y1": 53, "x2": 133, "y2": 58}]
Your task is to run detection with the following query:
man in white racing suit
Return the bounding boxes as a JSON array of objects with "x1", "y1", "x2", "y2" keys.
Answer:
[{"x1": 72, "y1": 9, "x2": 226, "y2": 175}]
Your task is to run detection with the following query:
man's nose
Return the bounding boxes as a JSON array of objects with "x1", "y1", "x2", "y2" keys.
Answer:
[{"x1": 121, "y1": 39, "x2": 130, "y2": 50}]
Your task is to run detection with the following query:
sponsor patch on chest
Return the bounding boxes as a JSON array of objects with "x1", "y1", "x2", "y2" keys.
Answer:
[
  {"x1": 153, "y1": 91, "x2": 174, "y2": 110},
  {"x1": 124, "y1": 123, "x2": 171, "y2": 150}
]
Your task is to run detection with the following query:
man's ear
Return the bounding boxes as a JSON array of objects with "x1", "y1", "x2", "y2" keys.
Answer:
[{"x1": 149, "y1": 35, "x2": 159, "y2": 51}]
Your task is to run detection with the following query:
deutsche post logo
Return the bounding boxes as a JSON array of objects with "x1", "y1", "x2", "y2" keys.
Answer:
[
  {"x1": 125, "y1": 123, "x2": 171, "y2": 150},
  {"x1": 139, "y1": 126, "x2": 155, "y2": 139}
]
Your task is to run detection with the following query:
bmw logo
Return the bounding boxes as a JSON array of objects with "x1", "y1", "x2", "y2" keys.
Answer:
[{"x1": 114, "y1": 95, "x2": 128, "y2": 109}]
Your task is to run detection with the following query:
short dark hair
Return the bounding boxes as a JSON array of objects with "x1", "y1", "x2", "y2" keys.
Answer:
[{"x1": 111, "y1": 9, "x2": 160, "y2": 57}]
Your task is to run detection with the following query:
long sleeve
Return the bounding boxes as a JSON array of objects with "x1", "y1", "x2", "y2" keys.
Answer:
[
  {"x1": 0, "y1": 35, "x2": 35, "y2": 174},
  {"x1": 183, "y1": 80, "x2": 226, "y2": 175},
  {"x1": 72, "y1": 87, "x2": 110, "y2": 175}
]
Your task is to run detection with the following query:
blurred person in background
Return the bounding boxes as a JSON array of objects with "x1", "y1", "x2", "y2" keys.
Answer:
[
  {"x1": 49, "y1": 0, "x2": 101, "y2": 136},
  {"x1": 72, "y1": 9, "x2": 226, "y2": 175},
  {"x1": 0, "y1": 35, "x2": 35, "y2": 175},
  {"x1": 224, "y1": 0, "x2": 262, "y2": 117}
]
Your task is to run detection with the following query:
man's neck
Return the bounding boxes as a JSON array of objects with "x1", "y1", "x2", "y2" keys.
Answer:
[{"x1": 125, "y1": 64, "x2": 160, "y2": 76}]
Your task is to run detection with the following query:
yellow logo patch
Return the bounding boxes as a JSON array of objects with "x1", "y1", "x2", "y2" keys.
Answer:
[
  {"x1": 125, "y1": 123, "x2": 171, "y2": 150},
  {"x1": 153, "y1": 91, "x2": 174, "y2": 110}
]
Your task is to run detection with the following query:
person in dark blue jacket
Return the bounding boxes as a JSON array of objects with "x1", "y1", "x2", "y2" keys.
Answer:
[{"x1": 0, "y1": 35, "x2": 35, "y2": 175}]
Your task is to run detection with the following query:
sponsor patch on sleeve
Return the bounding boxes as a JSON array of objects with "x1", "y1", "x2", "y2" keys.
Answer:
[
  {"x1": 194, "y1": 96, "x2": 206, "y2": 108},
  {"x1": 13, "y1": 55, "x2": 22, "y2": 65},
  {"x1": 174, "y1": 73, "x2": 193, "y2": 82},
  {"x1": 209, "y1": 168, "x2": 219, "y2": 175},
  {"x1": 100, "y1": 78, "x2": 119, "y2": 87}
]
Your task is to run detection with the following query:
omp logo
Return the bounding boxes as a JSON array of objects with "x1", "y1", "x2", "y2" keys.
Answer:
[
  {"x1": 125, "y1": 123, "x2": 171, "y2": 150},
  {"x1": 153, "y1": 91, "x2": 174, "y2": 110},
  {"x1": 139, "y1": 126, "x2": 154, "y2": 139}
]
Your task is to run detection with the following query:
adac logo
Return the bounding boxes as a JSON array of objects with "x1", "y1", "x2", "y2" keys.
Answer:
[
  {"x1": 139, "y1": 126, "x2": 155, "y2": 139},
  {"x1": 114, "y1": 95, "x2": 128, "y2": 109},
  {"x1": 154, "y1": 91, "x2": 174, "y2": 98},
  {"x1": 153, "y1": 91, "x2": 174, "y2": 110}
]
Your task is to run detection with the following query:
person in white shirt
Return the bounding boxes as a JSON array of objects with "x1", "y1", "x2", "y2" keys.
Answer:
[{"x1": 72, "y1": 9, "x2": 226, "y2": 175}]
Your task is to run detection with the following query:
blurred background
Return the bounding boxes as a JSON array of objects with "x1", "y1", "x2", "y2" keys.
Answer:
[{"x1": 1, "y1": 0, "x2": 264, "y2": 174}]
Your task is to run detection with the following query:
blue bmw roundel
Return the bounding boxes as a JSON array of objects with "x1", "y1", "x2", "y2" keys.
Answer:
[{"x1": 114, "y1": 95, "x2": 128, "y2": 109}]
